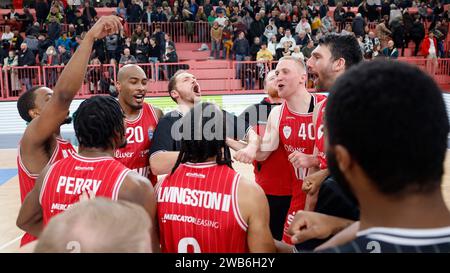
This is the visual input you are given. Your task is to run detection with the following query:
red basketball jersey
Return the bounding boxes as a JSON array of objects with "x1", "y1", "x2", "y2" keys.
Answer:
[
  {"x1": 39, "y1": 153, "x2": 131, "y2": 225},
  {"x1": 278, "y1": 94, "x2": 326, "y2": 243},
  {"x1": 253, "y1": 123, "x2": 294, "y2": 196},
  {"x1": 315, "y1": 98, "x2": 328, "y2": 170},
  {"x1": 17, "y1": 137, "x2": 76, "y2": 246},
  {"x1": 114, "y1": 103, "x2": 158, "y2": 185},
  {"x1": 156, "y1": 162, "x2": 248, "y2": 253}
]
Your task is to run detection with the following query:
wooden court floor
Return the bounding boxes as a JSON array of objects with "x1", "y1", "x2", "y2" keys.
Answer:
[{"x1": 0, "y1": 149, "x2": 450, "y2": 252}]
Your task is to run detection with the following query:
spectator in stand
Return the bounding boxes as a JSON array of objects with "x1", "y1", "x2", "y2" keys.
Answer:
[
  {"x1": 392, "y1": 19, "x2": 406, "y2": 56},
  {"x1": 37, "y1": 33, "x2": 52, "y2": 62},
  {"x1": 153, "y1": 5, "x2": 168, "y2": 22},
  {"x1": 242, "y1": 9, "x2": 254, "y2": 31},
  {"x1": 5, "y1": 7, "x2": 19, "y2": 21},
  {"x1": 57, "y1": 45, "x2": 72, "y2": 66},
  {"x1": 380, "y1": 0, "x2": 391, "y2": 18},
  {"x1": 433, "y1": 20, "x2": 448, "y2": 58},
  {"x1": 149, "y1": 37, "x2": 161, "y2": 62},
  {"x1": 363, "y1": 31, "x2": 381, "y2": 56},
  {"x1": 207, "y1": 9, "x2": 216, "y2": 26},
  {"x1": 410, "y1": 16, "x2": 425, "y2": 56},
  {"x1": 41, "y1": 46, "x2": 59, "y2": 66},
  {"x1": 276, "y1": 13, "x2": 291, "y2": 33},
  {"x1": 296, "y1": 16, "x2": 311, "y2": 35},
  {"x1": 123, "y1": 36, "x2": 135, "y2": 55},
  {"x1": 24, "y1": 34, "x2": 39, "y2": 57},
  {"x1": 83, "y1": 1, "x2": 98, "y2": 25},
  {"x1": 311, "y1": 12, "x2": 323, "y2": 36},
  {"x1": 56, "y1": 33, "x2": 73, "y2": 51},
  {"x1": 165, "y1": 33, "x2": 176, "y2": 55},
  {"x1": 26, "y1": 22, "x2": 41, "y2": 38},
  {"x1": 334, "y1": 2, "x2": 346, "y2": 27},
  {"x1": 233, "y1": 31, "x2": 250, "y2": 79},
  {"x1": 11, "y1": 30, "x2": 24, "y2": 51},
  {"x1": 3, "y1": 50, "x2": 21, "y2": 95},
  {"x1": 18, "y1": 43, "x2": 36, "y2": 91},
  {"x1": 264, "y1": 19, "x2": 277, "y2": 42},
  {"x1": 250, "y1": 12, "x2": 265, "y2": 44},
  {"x1": 74, "y1": 9, "x2": 89, "y2": 35},
  {"x1": 320, "y1": 0, "x2": 330, "y2": 19},
  {"x1": 256, "y1": 42, "x2": 273, "y2": 62},
  {"x1": 20, "y1": 7, "x2": 35, "y2": 32},
  {"x1": 196, "y1": 6, "x2": 208, "y2": 21},
  {"x1": 250, "y1": 37, "x2": 262, "y2": 61},
  {"x1": 382, "y1": 40, "x2": 399, "y2": 59},
  {"x1": 67, "y1": 24, "x2": 77, "y2": 39},
  {"x1": 210, "y1": 21, "x2": 223, "y2": 59},
  {"x1": 65, "y1": 4, "x2": 77, "y2": 26},
  {"x1": 222, "y1": 19, "x2": 234, "y2": 59},
  {"x1": 291, "y1": 45, "x2": 305, "y2": 61},
  {"x1": 421, "y1": 31, "x2": 438, "y2": 64},
  {"x1": 389, "y1": 4, "x2": 402, "y2": 26},
  {"x1": 152, "y1": 24, "x2": 166, "y2": 57},
  {"x1": 164, "y1": 45, "x2": 178, "y2": 79},
  {"x1": 203, "y1": 0, "x2": 213, "y2": 19},
  {"x1": 267, "y1": 35, "x2": 278, "y2": 59},
  {"x1": 301, "y1": 39, "x2": 315, "y2": 60},
  {"x1": 1, "y1": 26, "x2": 14, "y2": 44},
  {"x1": 278, "y1": 28, "x2": 296, "y2": 52},
  {"x1": 46, "y1": 5, "x2": 64, "y2": 24},
  {"x1": 120, "y1": 48, "x2": 137, "y2": 65},
  {"x1": 190, "y1": 0, "x2": 199, "y2": 18},
  {"x1": 117, "y1": 0, "x2": 128, "y2": 20},
  {"x1": 131, "y1": 25, "x2": 145, "y2": 43},
  {"x1": 128, "y1": 0, "x2": 143, "y2": 23},
  {"x1": 214, "y1": 9, "x2": 228, "y2": 27},
  {"x1": 290, "y1": 14, "x2": 300, "y2": 34},
  {"x1": 36, "y1": 0, "x2": 50, "y2": 26},
  {"x1": 352, "y1": 13, "x2": 366, "y2": 38},
  {"x1": 376, "y1": 15, "x2": 392, "y2": 48},
  {"x1": 135, "y1": 38, "x2": 150, "y2": 63},
  {"x1": 106, "y1": 34, "x2": 120, "y2": 63}
]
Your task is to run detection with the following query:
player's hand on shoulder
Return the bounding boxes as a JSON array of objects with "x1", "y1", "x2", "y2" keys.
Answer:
[{"x1": 288, "y1": 151, "x2": 318, "y2": 169}]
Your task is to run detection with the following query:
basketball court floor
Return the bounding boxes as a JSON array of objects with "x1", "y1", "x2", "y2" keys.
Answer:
[{"x1": 0, "y1": 148, "x2": 449, "y2": 252}]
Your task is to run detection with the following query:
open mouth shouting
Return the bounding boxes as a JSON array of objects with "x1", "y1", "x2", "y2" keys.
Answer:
[
  {"x1": 134, "y1": 93, "x2": 145, "y2": 104},
  {"x1": 192, "y1": 83, "x2": 201, "y2": 96}
]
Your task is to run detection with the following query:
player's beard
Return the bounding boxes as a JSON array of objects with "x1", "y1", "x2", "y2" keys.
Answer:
[
  {"x1": 326, "y1": 149, "x2": 357, "y2": 204},
  {"x1": 267, "y1": 86, "x2": 280, "y2": 99}
]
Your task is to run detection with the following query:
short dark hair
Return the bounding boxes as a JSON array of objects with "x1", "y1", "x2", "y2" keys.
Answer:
[
  {"x1": 17, "y1": 86, "x2": 43, "y2": 123},
  {"x1": 172, "y1": 102, "x2": 232, "y2": 173},
  {"x1": 167, "y1": 70, "x2": 187, "y2": 102},
  {"x1": 74, "y1": 96, "x2": 125, "y2": 150},
  {"x1": 318, "y1": 34, "x2": 363, "y2": 69},
  {"x1": 326, "y1": 60, "x2": 449, "y2": 195}
]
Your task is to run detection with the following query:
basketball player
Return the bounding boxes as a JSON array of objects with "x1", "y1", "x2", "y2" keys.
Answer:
[
  {"x1": 16, "y1": 96, "x2": 159, "y2": 252},
  {"x1": 285, "y1": 34, "x2": 363, "y2": 251},
  {"x1": 114, "y1": 64, "x2": 163, "y2": 185},
  {"x1": 320, "y1": 61, "x2": 450, "y2": 252},
  {"x1": 238, "y1": 70, "x2": 295, "y2": 241},
  {"x1": 35, "y1": 198, "x2": 152, "y2": 253},
  {"x1": 15, "y1": 15, "x2": 123, "y2": 246},
  {"x1": 156, "y1": 102, "x2": 275, "y2": 253},
  {"x1": 228, "y1": 56, "x2": 326, "y2": 244},
  {"x1": 149, "y1": 70, "x2": 258, "y2": 176}
]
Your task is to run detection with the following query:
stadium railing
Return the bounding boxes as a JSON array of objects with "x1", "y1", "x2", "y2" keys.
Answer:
[
  {"x1": 126, "y1": 21, "x2": 212, "y2": 43},
  {"x1": 1, "y1": 59, "x2": 449, "y2": 101}
]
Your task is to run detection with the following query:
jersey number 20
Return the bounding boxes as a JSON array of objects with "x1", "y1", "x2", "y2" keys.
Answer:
[{"x1": 126, "y1": 126, "x2": 144, "y2": 144}]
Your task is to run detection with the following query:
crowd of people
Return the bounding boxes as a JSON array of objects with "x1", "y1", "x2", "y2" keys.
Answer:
[
  {"x1": 0, "y1": 1, "x2": 448, "y2": 81},
  {"x1": 11, "y1": 16, "x2": 450, "y2": 253}
]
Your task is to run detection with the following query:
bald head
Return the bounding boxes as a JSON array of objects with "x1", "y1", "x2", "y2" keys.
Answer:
[{"x1": 117, "y1": 64, "x2": 147, "y2": 83}]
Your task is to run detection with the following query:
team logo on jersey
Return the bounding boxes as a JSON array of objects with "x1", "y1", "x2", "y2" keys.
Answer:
[
  {"x1": 283, "y1": 126, "x2": 292, "y2": 139},
  {"x1": 148, "y1": 128, "x2": 154, "y2": 140},
  {"x1": 317, "y1": 124, "x2": 324, "y2": 139}
]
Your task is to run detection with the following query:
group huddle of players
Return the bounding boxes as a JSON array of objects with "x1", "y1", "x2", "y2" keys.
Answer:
[{"x1": 13, "y1": 16, "x2": 450, "y2": 253}]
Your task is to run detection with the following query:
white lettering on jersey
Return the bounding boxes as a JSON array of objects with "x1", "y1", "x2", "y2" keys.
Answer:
[
  {"x1": 157, "y1": 187, "x2": 231, "y2": 212},
  {"x1": 56, "y1": 176, "x2": 102, "y2": 196}
]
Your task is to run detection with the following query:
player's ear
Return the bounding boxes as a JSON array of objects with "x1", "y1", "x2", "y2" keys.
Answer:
[
  {"x1": 29, "y1": 108, "x2": 40, "y2": 120},
  {"x1": 115, "y1": 81, "x2": 121, "y2": 92},
  {"x1": 332, "y1": 58, "x2": 346, "y2": 72},
  {"x1": 170, "y1": 89, "x2": 180, "y2": 101}
]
